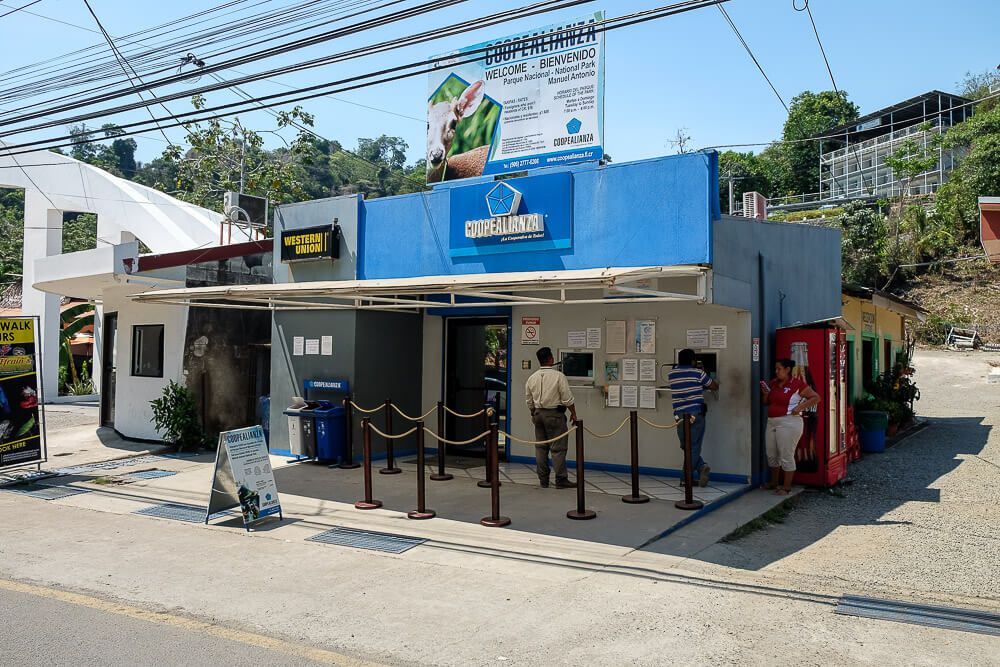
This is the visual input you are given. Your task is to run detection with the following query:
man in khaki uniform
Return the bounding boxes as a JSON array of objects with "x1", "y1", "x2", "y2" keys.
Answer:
[{"x1": 525, "y1": 347, "x2": 578, "y2": 489}]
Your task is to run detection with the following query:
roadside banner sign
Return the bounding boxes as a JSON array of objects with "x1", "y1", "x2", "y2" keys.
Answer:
[
  {"x1": 426, "y1": 10, "x2": 605, "y2": 183},
  {"x1": 0, "y1": 316, "x2": 46, "y2": 470},
  {"x1": 207, "y1": 425, "x2": 282, "y2": 529}
]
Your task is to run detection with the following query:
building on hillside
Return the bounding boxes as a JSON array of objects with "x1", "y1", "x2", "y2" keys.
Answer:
[
  {"x1": 818, "y1": 91, "x2": 971, "y2": 201},
  {"x1": 841, "y1": 285, "x2": 926, "y2": 404}
]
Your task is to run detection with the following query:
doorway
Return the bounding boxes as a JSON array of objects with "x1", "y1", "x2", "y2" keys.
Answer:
[
  {"x1": 444, "y1": 317, "x2": 509, "y2": 460},
  {"x1": 100, "y1": 312, "x2": 118, "y2": 427},
  {"x1": 861, "y1": 338, "x2": 875, "y2": 391}
]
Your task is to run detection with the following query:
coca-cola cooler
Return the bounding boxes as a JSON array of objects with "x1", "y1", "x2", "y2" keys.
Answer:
[{"x1": 775, "y1": 322, "x2": 848, "y2": 487}]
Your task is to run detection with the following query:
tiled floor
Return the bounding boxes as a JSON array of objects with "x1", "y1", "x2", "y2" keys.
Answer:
[{"x1": 398, "y1": 459, "x2": 745, "y2": 505}]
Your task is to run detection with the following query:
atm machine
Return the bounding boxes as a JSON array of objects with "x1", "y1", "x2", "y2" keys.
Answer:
[{"x1": 775, "y1": 322, "x2": 849, "y2": 487}]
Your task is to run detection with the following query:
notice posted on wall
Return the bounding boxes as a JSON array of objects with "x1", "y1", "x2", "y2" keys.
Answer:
[
  {"x1": 567, "y1": 330, "x2": 587, "y2": 348},
  {"x1": 305, "y1": 339, "x2": 320, "y2": 355},
  {"x1": 709, "y1": 325, "x2": 728, "y2": 349},
  {"x1": 606, "y1": 384, "x2": 621, "y2": 408},
  {"x1": 639, "y1": 385, "x2": 657, "y2": 410},
  {"x1": 605, "y1": 320, "x2": 626, "y2": 355},
  {"x1": 292, "y1": 336, "x2": 304, "y2": 356},
  {"x1": 0, "y1": 317, "x2": 45, "y2": 470},
  {"x1": 604, "y1": 360, "x2": 620, "y2": 382},
  {"x1": 621, "y1": 385, "x2": 638, "y2": 409},
  {"x1": 621, "y1": 358, "x2": 638, "y2": 382},
  {"x1": 686, "y1": 328, "x2": 709, "y2": 349},
  {"x1": 427, "y1": 11, "x2": 605, "y2": 182},
  {"x1": 586, "y1": 327, "x2": 601, "y2": 349},
  {"x1": 639, "y1": 358, "x2": 657, "y2": 382},
  {"x1": 321, "y1": 336, "x2": 333, "y2": 356},
  {"x1": 635, "y1": 320, "x2": 656, "y2": 354},
  {"x1": 207, "y1": 425, "x2": 282, "y2": 528}
]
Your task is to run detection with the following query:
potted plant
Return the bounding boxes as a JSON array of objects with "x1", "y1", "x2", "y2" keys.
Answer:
[{"x1": 149, "y1": 380, "x2": 206, "y2": 452}]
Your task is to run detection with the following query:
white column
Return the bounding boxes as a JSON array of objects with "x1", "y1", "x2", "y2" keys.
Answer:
[{"x1": 20, "y1": 189, "x2": 63, "y2": 402}]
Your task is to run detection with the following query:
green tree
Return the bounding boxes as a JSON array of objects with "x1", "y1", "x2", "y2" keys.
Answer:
[
  {"x1": 958, "y1": 69, "x2": 1000, "y2": 112},
  {"x1": 68, "y1": 123, "x2": 137, "y2": 177},
  {"x1": 840, "y1": 200, "x2": 888, "y2": 287},
  {"x1": 780, "y1": 90, "x2": 860, "y2": 196},
  {"x1": 936, "y1": 102, "x2": 1000, "y2": 242},
  {"x1": 718, "y1": 150, "x2": 779, "y2": 212}
]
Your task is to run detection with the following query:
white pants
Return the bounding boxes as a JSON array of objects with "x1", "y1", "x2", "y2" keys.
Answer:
[{"x1": 766, "y1": 415, "x2": 804, "y2": 472}]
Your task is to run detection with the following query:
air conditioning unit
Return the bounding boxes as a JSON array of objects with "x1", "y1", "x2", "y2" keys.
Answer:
[
  {"x1": 742, "y1": 191, "x2": 767, "y2": 219},
  {"x1": 221, "y1": 192, "x2": 268, "y2": 243}
]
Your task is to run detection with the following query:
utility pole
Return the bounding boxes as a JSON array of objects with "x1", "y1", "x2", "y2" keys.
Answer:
[{"x1": 726, "y1": 167, "x2": 745, "y2": 215}]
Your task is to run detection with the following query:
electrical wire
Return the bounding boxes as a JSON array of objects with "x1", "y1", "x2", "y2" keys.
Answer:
[
  {"x1": 0, "y1": 0, "x2": 727, "y2": 155},
  {"x1": 0, "y1": 0, "x2": 43, "y2": 20},
  {"x1": 0, "y1": 0, "x2": 434, "y2": 117},
  {"x1": 717, "y1": 3, "x2": 788, "y2": 113},
  {"x1": 81, "y1": 0, "x2": 180, "y2": 148},
  {"x1": 793, "y1": 0, "x2": 837, "y2": 93},
  {"x1": 0, "y1": 0, "x2": 596, "y2": 137}
]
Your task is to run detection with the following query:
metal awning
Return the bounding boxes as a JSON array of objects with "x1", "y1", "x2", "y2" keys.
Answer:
[{"x1": 130, "y1": 265, "x2": 708, "y2": 311}]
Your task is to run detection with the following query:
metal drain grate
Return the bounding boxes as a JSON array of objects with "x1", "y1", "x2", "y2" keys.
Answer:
[
  {"x1": 306, "y1": 527, "x2": 425, "y2": 554},
  {"x1": 133, "y1": 503, "x2": 209, "y2": 523},
  {"x1": 836, "y1": 595, "x2": 1000, "y2": 637},
  {"x1": 125, "y1": 470, "x2": 177, "y2": 480},
  {"x1": 3, "y1": 484, "x2": 91, "y2": 500}
]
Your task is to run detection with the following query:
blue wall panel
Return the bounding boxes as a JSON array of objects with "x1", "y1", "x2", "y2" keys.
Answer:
[{"x1": 359, "y1": 152, "x2": 718, "y2": 279}]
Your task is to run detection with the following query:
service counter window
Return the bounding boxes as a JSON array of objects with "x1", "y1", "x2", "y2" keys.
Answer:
[{"x1": 131, "y1": 324, "x2": 164, "y2": 378}]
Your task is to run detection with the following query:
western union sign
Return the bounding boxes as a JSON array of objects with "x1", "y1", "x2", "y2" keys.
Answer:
[{"x1": 280, "y1": 224, "x2": 339, "y2": 263}]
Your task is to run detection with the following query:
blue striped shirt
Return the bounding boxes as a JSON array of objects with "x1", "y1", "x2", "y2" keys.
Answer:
[{"x1": 666, "y1": 366, "x2": 712, "y2": 414}]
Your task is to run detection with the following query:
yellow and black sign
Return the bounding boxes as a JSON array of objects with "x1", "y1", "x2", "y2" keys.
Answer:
[
  {"x1": 280, "y1": 224, "x2": 340, "y2": 263},
  {"x1": 0, "y1": 316, "x2": 45, "y2": 469}
]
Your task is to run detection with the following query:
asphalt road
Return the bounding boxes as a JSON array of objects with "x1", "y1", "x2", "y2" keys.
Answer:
[{"x1": 0, "y1": 585, "x2": 334, "y2": 667}]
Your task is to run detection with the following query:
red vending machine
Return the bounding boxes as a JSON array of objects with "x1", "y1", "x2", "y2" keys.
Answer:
[{"x1": 775, "y1": 322, "x2": 848, "y2": 487}]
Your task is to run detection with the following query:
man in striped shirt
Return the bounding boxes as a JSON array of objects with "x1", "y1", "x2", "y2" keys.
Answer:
[{"x1": 666, "y1": 349, "x2": 719, "y2": 487}]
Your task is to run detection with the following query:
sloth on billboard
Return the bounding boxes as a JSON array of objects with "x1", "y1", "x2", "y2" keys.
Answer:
[{"x1": 426, "y1": 11, "x2": 605, "y2": 183}]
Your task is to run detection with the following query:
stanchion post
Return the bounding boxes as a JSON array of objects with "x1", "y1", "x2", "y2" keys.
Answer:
[
  {"x1": 336, "y1": 396, "x2": 360, "y2": 469},
  {"x1": 674, "y1": 414, "x2": 704, "y2": 511},
  {"x1": 480, "y1": 423, "x2": 510, "y2": 527},
  {"x1": 430, "y1": 401, "x2": 453, "y2": 481},
  {"x1": 379, "y1": 398, "x2": 402, "y2": 475},
  {"x1": 477, "y1": 403, "x2": 495, "y2": 488},
  {"x1": 566, "y1": 421, "x2": 596, "y2": 520},
  {"x1": 408, "y1": 421, "x2": 435, "y2": 519},
  {"x1": 622, "y1": 410, "x2": 650, "y2": 504},
  {"x1": 355, "y1": 418, "x2": 382, "y2": 510}
]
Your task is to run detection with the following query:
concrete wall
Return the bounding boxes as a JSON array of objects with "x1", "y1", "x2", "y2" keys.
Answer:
[
  {"x1": 268, "y1": 194, "x2": 362, "y2": 452},
  {"x1": 506, "y1": 301, "x2": 751, "y2": 480},
  {"x1": 419, "y1": 301, "x2": 752, "y2": 481},
  {"x1": 102, "y1": 283, "x2": 188, "y2": 441},
  {"x1": 711, "y1": 215, "x2": 842, "y2": 481}
]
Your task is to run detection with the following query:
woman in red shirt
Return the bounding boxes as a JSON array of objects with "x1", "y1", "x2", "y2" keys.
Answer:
[{"x1": 760, "y1": 358, "x2": 820, "y2": 494}]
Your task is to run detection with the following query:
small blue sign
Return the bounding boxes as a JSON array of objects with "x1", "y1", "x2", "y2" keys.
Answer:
[
  {"x1": 449, "y1": 172, "x2": 573, "y2": 257},
  {"x1": 303, "y1": 378, "x2": 350, "y2": 394}
]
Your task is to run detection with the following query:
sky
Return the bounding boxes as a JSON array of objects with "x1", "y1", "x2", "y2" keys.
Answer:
[{"x1": 1, "y1": 0, "x2": 998, "y2": 169}]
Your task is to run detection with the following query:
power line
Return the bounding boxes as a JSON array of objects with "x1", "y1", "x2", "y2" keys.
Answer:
[
  {"x1": 0, "y1": 0, "x2": 586, "y2": 136},
  {"x1": 81, "y1": 0, "x2": 180, "y2": 148},
  {"x1": 0, "y1": 0, "x2": 730, "y2": 156},
  {"x1": 794, "y1": 0, "x2": 838, "y2": 93},
  {"x1": 0, "y1": 0, "x2": 445, "y2": 121},
  {"x1": 717, "y1": 4, "x2": 788, "y2": 113},
  {"x1": 0, "y1": 0, "x2": 43, "y2": 20}
]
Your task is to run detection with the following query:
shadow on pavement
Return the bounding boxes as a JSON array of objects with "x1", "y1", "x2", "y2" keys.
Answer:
[{"x1": 690, "y1": 416, "x2": 991, "y2": 571}]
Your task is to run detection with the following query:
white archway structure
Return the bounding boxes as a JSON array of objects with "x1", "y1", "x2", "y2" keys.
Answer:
[{"x1": 0, "y1": 142, "x2": 225, "y2": 400}]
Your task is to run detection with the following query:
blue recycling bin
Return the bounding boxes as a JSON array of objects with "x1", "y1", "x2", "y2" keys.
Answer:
[{"x1": 312, "y1": 401, "x2": 346, "y2": 463}]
